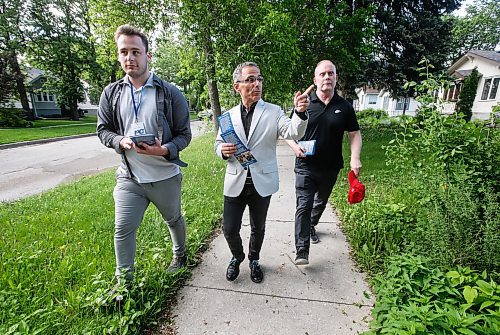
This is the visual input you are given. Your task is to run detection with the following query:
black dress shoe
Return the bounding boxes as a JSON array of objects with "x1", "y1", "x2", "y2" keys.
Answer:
[
  {"x1": 226, "y1": 257, "x2": 241, "y2": 281},
  {"x1": 249, "y1": 260, "x2": 263, "y2": 283}
]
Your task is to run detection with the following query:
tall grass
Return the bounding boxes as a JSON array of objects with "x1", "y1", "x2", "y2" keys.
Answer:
[
  {"x1": 330, "y1": 125, "x2": 499, "y2": 334},
  {"x1": 0, "y1": 133, "x2": 225, "y2": 334}
]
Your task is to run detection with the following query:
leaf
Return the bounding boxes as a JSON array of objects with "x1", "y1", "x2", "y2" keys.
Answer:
[
  {"x1": 457, "y1": 328, "x2": 477, "y2": 335},
  {"x1": 463, "y1": 286, "x2": 478, "y2": 304},
  {"x1": 475, "y1": 280, "x2": 493, "y2": 295},
  {"x1": 479, "y1": 300, "x2": 495, "y2": 311}
]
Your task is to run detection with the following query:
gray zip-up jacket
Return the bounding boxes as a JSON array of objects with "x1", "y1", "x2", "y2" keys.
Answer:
[{"x1": 97, "y1": 74, "x2": 192, "y2": 178}]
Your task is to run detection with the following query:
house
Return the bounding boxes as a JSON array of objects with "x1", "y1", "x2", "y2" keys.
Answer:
[
  {"x1": 28, "y1": 69, "x2": 61, "y2": 117},
  {"x1": 444, "y1": 50, "x2": 500, "y2": 120},
  {"x1": 354, "y1": 86, "x2": 419, "y2": 116},
  {"x1": 2, "y1": 68, "x2": 98, "y2": 117}
]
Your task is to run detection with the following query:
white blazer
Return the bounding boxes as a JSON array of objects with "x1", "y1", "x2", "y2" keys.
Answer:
[{"x1": 215, "y1": 99, "x2": 308, "y2": 197}]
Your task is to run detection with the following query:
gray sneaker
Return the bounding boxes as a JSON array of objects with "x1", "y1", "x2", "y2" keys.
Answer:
[
  {"x1": 167, "y1": 255, "x2": 187, "y2": 273},
  {"x1": 295, "y1": 248, "x2": 309, "y2": 265},
  {"x1": 310, "y1": 226, "x2": 320, "y2": 244}
]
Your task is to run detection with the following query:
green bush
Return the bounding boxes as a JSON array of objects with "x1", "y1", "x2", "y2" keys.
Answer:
[
  {"x1": 357, "y1": 108, "x2": 395, "y2": 128},
  {"x1": 382, "y1": 60, "x2": 500, "y2": 272},
  {"x1": 0, "y1": 108, "x2": 33, "y2": 128},
  {"x1": 357, "y1": 108, "x2": 387, "y2": 120},
  {"x1": 456, "y1": 67, "x2": 480, "y2": 122}
]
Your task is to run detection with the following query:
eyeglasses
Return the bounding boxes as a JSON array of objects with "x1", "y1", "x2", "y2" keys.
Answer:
[{"x1": 237, "y1": 75, "x2": 264, "y2": 84}]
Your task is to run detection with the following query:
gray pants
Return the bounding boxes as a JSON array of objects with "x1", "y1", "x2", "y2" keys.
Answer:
[{"x1": 113, "y1": 173, "x2": 186, "y2": 279}]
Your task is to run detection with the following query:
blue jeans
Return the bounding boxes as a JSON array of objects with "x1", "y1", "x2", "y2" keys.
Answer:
[{"x1": 113, "y1": 173, "x2": 186, "y2": 279}]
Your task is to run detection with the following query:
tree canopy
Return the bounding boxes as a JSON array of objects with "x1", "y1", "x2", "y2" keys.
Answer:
[
  {"x1": 365, "y1": 0, "x2": 461, "y2": 98},
  {"x1": 449, "y1": 0, "x2": 500, "y2": 63},
  {"x1": 5, "y1": 0, "x2": 495, "y2": 123}
]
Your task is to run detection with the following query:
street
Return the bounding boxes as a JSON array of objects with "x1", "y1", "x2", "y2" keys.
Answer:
[{"x1": 0, "y1": 120, "x2": 210, "y2": 202}]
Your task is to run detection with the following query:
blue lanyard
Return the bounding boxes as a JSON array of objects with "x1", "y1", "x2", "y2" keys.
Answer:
[{"x1": 130, "y1": 83, "x2": 144, "y2": 121}]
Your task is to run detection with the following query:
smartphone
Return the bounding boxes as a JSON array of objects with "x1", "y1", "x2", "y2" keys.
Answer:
[{"x1": 130, "y1": 134, "x2": 156, "y2": 146}]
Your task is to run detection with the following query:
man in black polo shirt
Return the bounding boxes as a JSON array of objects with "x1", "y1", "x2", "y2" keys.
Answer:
[{"x1": 286, "y1": 60, "x2": 362, "y2": 265}]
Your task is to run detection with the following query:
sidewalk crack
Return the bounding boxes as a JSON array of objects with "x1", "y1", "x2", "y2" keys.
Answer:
[{"x1": 185, "y1": 284, "x2": 373, "y2": 308}]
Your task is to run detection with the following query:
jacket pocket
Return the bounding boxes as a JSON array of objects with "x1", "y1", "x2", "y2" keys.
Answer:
[
  {"x1": 262, "y1": 164, "x2": 278, "y2": 174},
  {"x1": 227, "y1": 166, "x2": 239, "y2": 175}
]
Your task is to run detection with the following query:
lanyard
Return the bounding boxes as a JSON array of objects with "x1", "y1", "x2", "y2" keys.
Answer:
[{"x1": 130, "y1": 83, "x2": 144, "y2": 121}]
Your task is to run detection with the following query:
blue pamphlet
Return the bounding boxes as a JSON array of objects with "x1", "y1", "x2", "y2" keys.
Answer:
[
  {"x1": 218, "y1": 113, "x2": 257, "y2": 168},
  {"x1": 298, "y1": 140, "x2": 316, "y2": 156}
]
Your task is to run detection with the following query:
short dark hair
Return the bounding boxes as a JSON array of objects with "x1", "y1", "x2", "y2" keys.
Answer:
[
  {"x1": 114, "y1": 24, "x2": 149, "y2": 52},
  {"x1": 233, "y1": 61, "x2": 260, "y2": 83}
]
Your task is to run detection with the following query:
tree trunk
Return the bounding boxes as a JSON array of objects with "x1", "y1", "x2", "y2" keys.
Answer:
[
  {"x1": 203, "y1": 37, "x2": 221, "y2": 132},
  {"x1": 69, "y1": 97, "x2": 79, "y2": 120},
  {"x1": 10, "y1": 52, "x2": 34, "y2": 120}
]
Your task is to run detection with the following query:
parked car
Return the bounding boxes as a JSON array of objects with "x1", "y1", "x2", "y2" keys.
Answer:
[{"x1": 197, "y1": 109, "x2": 213, "y2": 121}]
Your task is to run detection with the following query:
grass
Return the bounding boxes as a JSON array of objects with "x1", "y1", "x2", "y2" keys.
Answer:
[
  {"x1": 330, "y1": 126, "x2": 398, "y2": 272},
  {"x1": 0, "y1": 116, "x2": 97, "y2": 145},
  {"x1": 0, "y1": 132, "x2": 225, "y2": 334}
]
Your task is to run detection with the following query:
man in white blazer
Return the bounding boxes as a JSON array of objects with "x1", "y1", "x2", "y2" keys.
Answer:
[{"x1": 215, "y1": 61, "x2": 313, "y2": 283}]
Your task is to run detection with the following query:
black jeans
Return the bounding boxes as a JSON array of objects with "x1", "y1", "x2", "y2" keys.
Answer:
[
  {"x1": 223, "y1": 182, "x2": 271, "y2": 262},
  {"x1": 294, "y1": 167, "x2": 340, "y2": 251}
]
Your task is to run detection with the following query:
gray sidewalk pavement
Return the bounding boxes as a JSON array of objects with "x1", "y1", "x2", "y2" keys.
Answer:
[{"x1": 167, "y1": 140, "x2": 374, "y2": 335}]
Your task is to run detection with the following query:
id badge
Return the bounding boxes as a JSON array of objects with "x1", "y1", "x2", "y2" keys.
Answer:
[{"x1": 132, "y1": 122, "x2": 146, "y2": 136}]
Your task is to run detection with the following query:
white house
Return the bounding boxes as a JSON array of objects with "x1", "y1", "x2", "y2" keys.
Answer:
[
  {"x1": 444, "y1": 50, "x2": 500, "y2": 120},
  {"x1": 354, "y1": 86, "x2": 419, "y2": 116}
]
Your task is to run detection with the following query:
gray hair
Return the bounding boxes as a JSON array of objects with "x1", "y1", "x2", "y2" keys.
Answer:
[
  {"x1": 315, "y1": 60, "x2": 336, "y2": 74},
  {"x1": 233, "y1": 62, "x2": 260, "y2": 83}
]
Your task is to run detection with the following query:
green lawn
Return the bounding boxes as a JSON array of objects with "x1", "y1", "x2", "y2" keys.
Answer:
[
  {"x1": 0, "y1": 133, "x2": 225, "y2": 334},
  {"x1": 0, "y1": 116, "x2": 97, "y2": 145}
]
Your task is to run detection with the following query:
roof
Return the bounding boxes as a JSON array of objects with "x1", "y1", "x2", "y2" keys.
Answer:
[
  {"x1": 365, "y1": 87, "x2": 379, "y2": 94},
  {"x1": 448, "y1": 50, "x2": 500, "y2": 74},
  {"x1": 468, "y1": 50, "x2": 500, "y2": 63},
  {"x1": 27, "y1": 68, "x2": 44, "y2": 82}
]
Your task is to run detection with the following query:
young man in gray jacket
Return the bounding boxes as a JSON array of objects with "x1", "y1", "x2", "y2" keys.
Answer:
[{"x1": 97, "y1": 25, "x2": 191, "y2": 293}]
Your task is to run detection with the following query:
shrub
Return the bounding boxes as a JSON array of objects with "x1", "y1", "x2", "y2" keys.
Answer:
[
  {"x1": 357, "y1": 108, "x2": 395, "y2": 128},
  {"x1": 0, "y1": 108, "x2": 33, "y2": 128},
  {"x1": 357, "y1": 108, "x2": 387, "y2": 120},
  {"x1": 456, "y1": 67, "x2": 480, "y2": 122},
  {"x1": 384, "y1": 61, "x2": 500, "y2": 273}
]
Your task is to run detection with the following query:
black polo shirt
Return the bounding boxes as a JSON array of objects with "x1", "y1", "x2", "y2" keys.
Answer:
[{"x1": 295, "y1": 91, "x2": 359, "y2": 170}]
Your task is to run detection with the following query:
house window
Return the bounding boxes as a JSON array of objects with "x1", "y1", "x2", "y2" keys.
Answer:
[
  {"x1": 445, "y1": 83, "x2": 462, "y2": 101},
  {"x1": 396, "y1": 97, "x2": 410, "y2": 110},
  {"x1": 368, "y1": 95, "x2": 377, "y2": 105},
  {"x1": 383, "y1": 96, "x2": 389, "y2": 110},
  {"x1": 35, "y1": 92, "x2": 55, "y2": 102},
  {"x1": 481, "y1": 77, "x2": 500, "y2": 100}
]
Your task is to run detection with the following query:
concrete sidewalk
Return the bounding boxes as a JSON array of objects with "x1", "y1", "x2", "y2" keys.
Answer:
[{"x1": 168, "y1": 140, "x2": 374, "y2": 335}]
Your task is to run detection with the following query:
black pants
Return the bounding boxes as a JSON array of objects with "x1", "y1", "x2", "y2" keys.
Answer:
[
  {"x1": 294, "y1": 167, "x2": 340, "y2": 251},
  {"x1": 223, "y1": 183, "x2": 271, "y2": 262}
]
